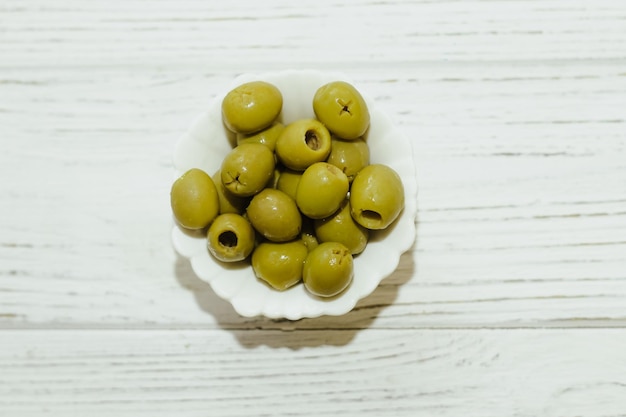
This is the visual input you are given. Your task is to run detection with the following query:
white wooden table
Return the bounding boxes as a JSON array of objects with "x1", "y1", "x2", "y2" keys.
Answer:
[{"x1": 2, "y1": 1, "x2": 626, "y2": 416}]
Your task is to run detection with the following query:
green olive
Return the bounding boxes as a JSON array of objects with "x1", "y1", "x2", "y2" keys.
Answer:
[
  {"x1": 222, "y1": 81, "x2": 283, "y2": 134},
  {"x1": 303, "y1": 242, "x2": 353, "y2": 297},
  {"x1": 269, "y1": 166, "x2": 281, "y2": 189},
  {"x1": 252, "y1": 240, "x2": 308, "y2": 291},
  {"x1": 314, "y1": 200, "x2": 369, "y2": 255},
  {"x1": 212, "y1": 170, "x2": 249, "y2": 214},
  {"x1": 350, "y1": 164, "x2": 405, "y2": 230},
  {"x1": 236, "y1": 122, "x2": 285, "y2": 152},
  {"x1": 313, "y1": 81, "x2": 370, "y2": 140},
  {"x1": 220, "y1": 143, "x2": 275, "y2": 197},
  {"x1": 207, "y1": 213, "x2": 255, "y2": 262},
  {"x1": 275, "y1": 168, "x2": 302, "y2": 201},
  {"x1": 275, "y1": 119, "x2": 331, "y2": 171},
  {"x1": 326, "y1": 136, "x2": 369, "y2": 182},
  {"x1": 296, "y1": 162, "x2": 349, "y2": 219},
  {"x1": 170, "y1": 168, "x2": 219, "y2": 230},
  {"x1": 300, "y1": 216, "x2": 319, "y2": 252},
  {"x1": 246, "y1": 188, "x2": 302, "y2": 242}
]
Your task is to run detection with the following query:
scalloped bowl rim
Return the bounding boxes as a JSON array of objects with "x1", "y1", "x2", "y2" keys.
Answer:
[{"x1": 171, "y1": 69, "x2": 417, "y2": 320}]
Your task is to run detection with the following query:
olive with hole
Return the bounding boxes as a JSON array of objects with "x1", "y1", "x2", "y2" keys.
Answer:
[
  {"x1": 222, "y1": 81, "x2": 283, "y2": 134},
  {"x1": 246, "y1": 188, "x2": 302, "y2": 242},
  {"x1": 275, "y1": 119, "x2": 331, "y2": 171},
  {"x1": 326, "y1": 136, "x2": 369, "y2": 182},
  {"x1": 303, "y1": 242, "x2": 353, "y2": 298},
  {"x1": 350, "y1": 164, "x2": 405, "y2": 230},
  {"x1": 236, "y1": 122, "x2": 285, "y2": 151},
  {"x1": 207, "y1": 213, "x2": 256, "y2": 262},
  {"x1": 220, "y1": 143, "x2": 275, "y2": 197},
  {"x1": 296, "y1": 162, "x2": 349, "y2": 219},
  {"x1": 313, "y1": 81, "x2": 370, "y2": 140},
  {"x1": 252, "y1": 240, "x2": 308, "y2": 291},
  {"x1": 314, "y1": 199, "x2": 369, "y2": 255},
  {"x1": 170, "y1": 168, "x2": 219, "y2": 230}
]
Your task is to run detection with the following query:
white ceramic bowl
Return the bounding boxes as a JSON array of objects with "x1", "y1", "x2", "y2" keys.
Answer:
[{"x1": 171, "y1": 69, "x2": 417, "y2": 320}]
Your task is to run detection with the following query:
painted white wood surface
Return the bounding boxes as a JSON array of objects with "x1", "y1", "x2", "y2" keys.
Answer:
[
  {"x1": 1, "y1": 0, "x2": 625, "y2": 415},
  {"x1": 1, "y1": 329, "x2": 626, "y2": 417}
]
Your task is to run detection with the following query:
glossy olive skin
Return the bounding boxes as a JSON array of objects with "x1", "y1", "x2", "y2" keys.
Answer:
[
  {"x1": 236, "y1": 122, "x2": 285, "y2": 152},
  {"x1": 269, "y1": 166, "x2": 281, "y2": 189},
  {"x1": 212, "y1": 170, "x2": 248, "y2": 214},
  {"x1": 275, "y1": 119, "x2": 331, "y2": 171},
  {"x1": 313, "y1": 81, "x2": 370, "y2": 140},
  {"x1": 303, "y1": 242, "x2": 353, "y2": 298},
  {"x1": 275, "y1": 168, "x2": 302, "y2": 201},
  {"x1": 220, "y1": 143, "x2": 275, "y2": 197},
  {"x1": 350, "y1": 164, "x2": 405, "y2": 230},
  {"x1": 300, "y1": 216, "x2": 319, "y2": 252},
  {"x1": 252, "y1": 240, "x2": 308, "y2": 291},
  {"x1": 246, "y1": 188, "x2": 302, "y2": 242},
  {"x1": 222, "y1": 81, "x2": 283, "y2": 134},
  {"x1": 207, "y1": 213, "x2": 255, "y2": 262},
  {"x1": 171, "y1": 168, "x2": 219, "y2": 230},
  {"x1": 326, "y1": 136, "x2": 369, "y2": 182},
  {"x1": 314, "y1": 200, "x2": 369, "y2": 255},
  {"x1": 296, "y1": 162, "x2": 349, "y2": 219}
]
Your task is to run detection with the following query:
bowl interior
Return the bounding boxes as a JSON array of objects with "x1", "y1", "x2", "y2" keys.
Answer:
[{"x1": 172, "y1": 69, "x2": 418, "y2": 320}]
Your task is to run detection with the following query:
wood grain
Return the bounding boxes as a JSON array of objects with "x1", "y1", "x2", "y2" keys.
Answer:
[
  {"x1": 1, "y1": 63, "x2": 624, "y2": 329},
  {"x1": 1, "y1": 0, "x2": 626, "y2": 415},
  {"x1": 1, "y1": 329, "x2": 626, "y2": 417}
]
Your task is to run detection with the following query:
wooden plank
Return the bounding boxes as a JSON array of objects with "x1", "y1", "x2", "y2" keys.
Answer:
[
  {"x1": 0, "y1": 1, "x2": 625, "y2": 416},
  {"x1": 1, "y1": 0, "x2": 625, "y2": 69},
  {"x1": 1, "y1": 0, "x2": 625, "y2": 329},
  {"x1": 1, "y1": 329, "x2": 625, "y2": 416},
  {"x1": 1, "y1": 61, "x2": 624, "y2": 328}
]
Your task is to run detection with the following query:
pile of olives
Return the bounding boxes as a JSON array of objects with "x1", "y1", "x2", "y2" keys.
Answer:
[{"x1": 171, "y1": 79, "x2": 405, "y2": 298}]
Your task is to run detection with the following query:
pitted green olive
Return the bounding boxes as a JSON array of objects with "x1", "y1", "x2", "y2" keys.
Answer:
[
  {"x1": 237, "y1": 122, "x2": 285, "y2": 152},
  {"x1": 207, "y1": 213, "x2": 255, "y2": 262},
  {"x1": 246, "y1": 188, "x2": 302, "y2": 242},
  {"x1": 171, "y1": 168, "x2": 219, "y2": 230},
  {"x1": 222, "y1": 81, "x2": 283, "y2": 134},
  {"x1": 350, "y1": 164, "x2": 405, "y2": 230},
  {"x1": 252, "y1": 240, "x2": 308, "y2": 291},
  {"x1": 220, "y1": 143, "x2": 275, "y2": 197},
  {"x1": 269, "y1": 166, "x2": 281, "y2": 189},
  {"x1": 314, "y1": 200, "x2": 369, "y2": 255},
  {"x1": 326, "y1": 136, "x2": 369, "y2": 182},
  {"x1": 212, "y1": 170, "x2": 249, "y2": 214},
  {"x1": 275, "y1": 119, "x2": 331, "y2": 171},
  {"x1": 275, "y1": 168, "x2": 302, "y2": 201},
  {"x1": 303, "y1": 242, "x2": 353, "y2": 297},
  {"x1": 313, "y1": 81, "x2": 370, "y2": 140},
  {"x1": 300, "y1": 216, "x2": 319, "y2": 253},
  {"x1": 296, "y1": 162, "x2": 349, "y2": 219}
]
